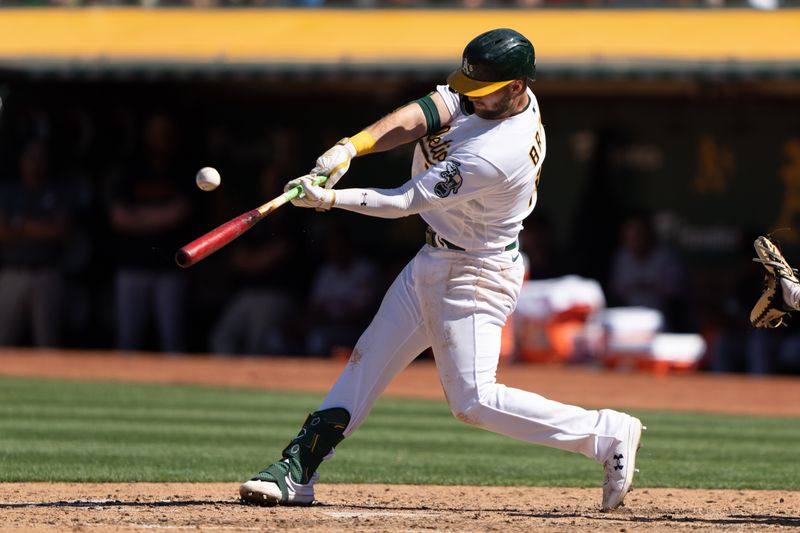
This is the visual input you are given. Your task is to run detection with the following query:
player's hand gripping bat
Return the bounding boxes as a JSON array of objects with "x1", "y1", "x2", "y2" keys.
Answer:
[{"x1": 175, "y1": 175, "x2": 328, "y2": 268}]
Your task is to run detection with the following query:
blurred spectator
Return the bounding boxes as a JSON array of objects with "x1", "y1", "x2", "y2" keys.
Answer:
[
  {"x1": 0, "y1": 140, "x2": 71, "y2": 347},
  {"x1": 304, "y1": 222, "x2": 380, "y2": 356},
  {"x1": 707, "y1": 231, "x2": 782, "y2": 374},
  {"x1": 347, "y1": 0, "x2": 428, "y2": 5},
  {"x1": 209, "y1": 161, "x2": 305, "y2": 356},
  {"x1": 749, "y1": 0, "x2": 779, "y2": 8},
  {"x1": 519, "y1": 212, "x2": 568, "y2": 280},
  {"x1": 4, "y1": 0, "x2": 798, "y2": 7},
  {"x1": 770, "y1": 326, "x2": 800, "y2": 374},
  {"x1": 567, "y1": 125, "x2": 632, "y2": 285},
  {"x1": 608, "y1": 211, "x2": 687, "y2": 331},
  {"x1": 108, "y1": 112, "x2": 192, "y2": 353}
]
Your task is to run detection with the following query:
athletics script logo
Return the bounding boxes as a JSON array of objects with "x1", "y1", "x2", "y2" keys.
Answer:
[
  {"x1": 462, "y1": 58, "x2": 474, "y2": 75},
  {"x1": 434, "y1": 160, "x2": 463, "y2": 198}
]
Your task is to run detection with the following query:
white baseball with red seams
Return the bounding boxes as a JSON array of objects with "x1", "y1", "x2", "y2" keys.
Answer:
[{"x1": 196, "y1": 167, "x2": 221, "y2": 191}]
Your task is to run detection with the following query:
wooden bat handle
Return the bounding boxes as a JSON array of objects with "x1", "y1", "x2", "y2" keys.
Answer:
[{"x1": 175, "y1": 175, "x2": 327, "y2": 268}]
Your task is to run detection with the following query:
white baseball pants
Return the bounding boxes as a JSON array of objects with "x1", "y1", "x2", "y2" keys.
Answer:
[{"x1": 319, "y1": 244, "x2": 630, "y2": 464}]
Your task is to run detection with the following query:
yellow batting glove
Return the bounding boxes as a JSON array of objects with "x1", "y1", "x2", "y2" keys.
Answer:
[{"x1": 311, "y1": 131, "x2": 375, "y2": 190}]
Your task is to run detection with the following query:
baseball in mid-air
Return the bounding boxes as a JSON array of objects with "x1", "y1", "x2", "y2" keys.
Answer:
[{"x1": 196, "y1": 167, "x2": 221, "y2": 191}]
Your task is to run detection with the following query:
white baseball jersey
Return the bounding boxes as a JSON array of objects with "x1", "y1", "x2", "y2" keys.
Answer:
[
  {"x1": 411, "y1": 84, "x2": 546, "y2": 251},
  {"x1": 316, "y1": 82, "x2": 636, "y2": 484}
]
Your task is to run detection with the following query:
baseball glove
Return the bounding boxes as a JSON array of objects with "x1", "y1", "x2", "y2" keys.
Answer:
[
  {"x1": 750, "y1": 235, "x2": 798, "y2": 328},
  {"x1": 750, "y1": 273, "x2": 788, "y2": 328}
]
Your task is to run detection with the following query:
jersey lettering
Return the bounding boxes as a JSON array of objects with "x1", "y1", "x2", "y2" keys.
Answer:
[
  {"x1": 418, "y1": 126, "x2": 452, "y2": 167},
  {"x1": 529, "y1": 129, "x2": 542, "y2": 168},
  {"x1": 528, "y1": 121, "x2": 545, "y2": 206},
  {"x1": 429, "y1": 139, "x2": 451, "y2": 162}
]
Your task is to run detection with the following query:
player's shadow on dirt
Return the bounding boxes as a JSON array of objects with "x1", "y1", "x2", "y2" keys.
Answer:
[
  {"x1": 7, "y1": 500, "x2": 797, "y2": 528},
  {"x1": 0, "y1": 499, "x2": 240, "y2": 509},
  {"x1": 339, "y1": 505, "x2": 800, "y2": 528},
  {"x1": 631, "y1": 514, "x2": 800, "y2": 528},
  {"x1": 508, "y1": 511, "x2": 800, "y2": 528}
]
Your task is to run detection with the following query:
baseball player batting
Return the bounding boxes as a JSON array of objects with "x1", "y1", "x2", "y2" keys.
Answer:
[{"x1": 239, "y1": 28, "x2": 644, "y2": 512}]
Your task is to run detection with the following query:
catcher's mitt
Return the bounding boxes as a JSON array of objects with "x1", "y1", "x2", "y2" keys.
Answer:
[
  {"x1": 750, "y1": 236, "x2": 798, "y2": 328},
  {"x1": 750, "y1": 273, "x2": 789, "y2": 328}
]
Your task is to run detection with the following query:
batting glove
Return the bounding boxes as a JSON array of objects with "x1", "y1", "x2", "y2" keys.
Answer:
[
  {"x1": 285, "y1": 175, "x2": 336, "y2": 211},
  {"x1": 311, "y1": 138, "x2": 357, "y2": 190}
]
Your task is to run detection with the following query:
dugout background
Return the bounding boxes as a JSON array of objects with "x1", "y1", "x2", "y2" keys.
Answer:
[{"x1": 0, "y1": 8, "x2": 799, "y2": 352}]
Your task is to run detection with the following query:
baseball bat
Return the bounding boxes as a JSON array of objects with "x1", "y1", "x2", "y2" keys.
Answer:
[{"x1": 175, "y1": 175, "x2": 327, "y2": 268}]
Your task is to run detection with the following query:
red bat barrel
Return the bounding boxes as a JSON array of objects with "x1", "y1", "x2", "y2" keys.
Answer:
[{"x1": 175, "y1": 209, "x2": 262, "y2": 268}]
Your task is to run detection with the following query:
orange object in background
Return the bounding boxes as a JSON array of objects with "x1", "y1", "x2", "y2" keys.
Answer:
[
  {"x1": 515, "y1": 305, "x2": 594, "y2": 364},
  {"x1": 602, "y1": 353, "x2": 700, "y2": 375},
  {"x1": 633, "y1": 357, "x2": 699, "y2": 375},
  {"x1": 499, "y1": 314, "x2": 516, "y2": 363},
  {"x1": 601, "y1": 332, "x2": 706, "y2": 375}
]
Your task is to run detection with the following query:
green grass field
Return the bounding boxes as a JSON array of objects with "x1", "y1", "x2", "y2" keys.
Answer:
[{"x1": 1, "y1": 376, "x2": 798, "y2": 489}]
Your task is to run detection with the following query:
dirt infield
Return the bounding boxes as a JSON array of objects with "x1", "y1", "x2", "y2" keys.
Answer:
[
  {"x1": 2, "y1": 483, "x2": 799, "y2": 533},
  {"x1": 1, "y1": 348, "x2": 799, "y2": 532}
]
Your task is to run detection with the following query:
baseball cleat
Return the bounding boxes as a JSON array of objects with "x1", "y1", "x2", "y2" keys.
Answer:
[
  {"x1": 753, "y1": 236, "x2": 800, "y2": 284},
  {"x1": 601, "y1": 416, "x2": 644, "y2": 512},
  {"x1": 239, "y1": 459, "x2": 318, "y2": 506}
]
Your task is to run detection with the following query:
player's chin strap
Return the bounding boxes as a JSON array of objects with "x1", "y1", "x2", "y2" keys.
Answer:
[{"x1": 257, "y1": 407, "x2": 350, "y2": 493}]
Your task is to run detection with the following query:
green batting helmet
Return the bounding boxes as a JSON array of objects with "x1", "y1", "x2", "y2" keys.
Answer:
[{"x1": 447, "y1": 28, "x2": 536, "y2": 97}]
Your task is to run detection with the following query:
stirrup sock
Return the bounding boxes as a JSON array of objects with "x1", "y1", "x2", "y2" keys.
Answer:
[{"x1": 282, "y1": 407, "x2": 350, "y2": 484}]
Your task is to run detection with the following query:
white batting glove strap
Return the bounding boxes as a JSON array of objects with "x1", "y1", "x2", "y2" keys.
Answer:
[
  {"x1": 285, "y1": 175, "x2": 335, "y2": 210},
  {"x1": 311, "y1": 138, "x2": 357, "y2": 190}
]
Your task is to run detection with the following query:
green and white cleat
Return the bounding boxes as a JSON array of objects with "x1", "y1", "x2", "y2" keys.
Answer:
[
  {"x1": 240, "y1": 459, "x2": 318, "y2": 506},
  {"x1": 239, "y1": 407, "x2": 349, "y2": 507}
]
